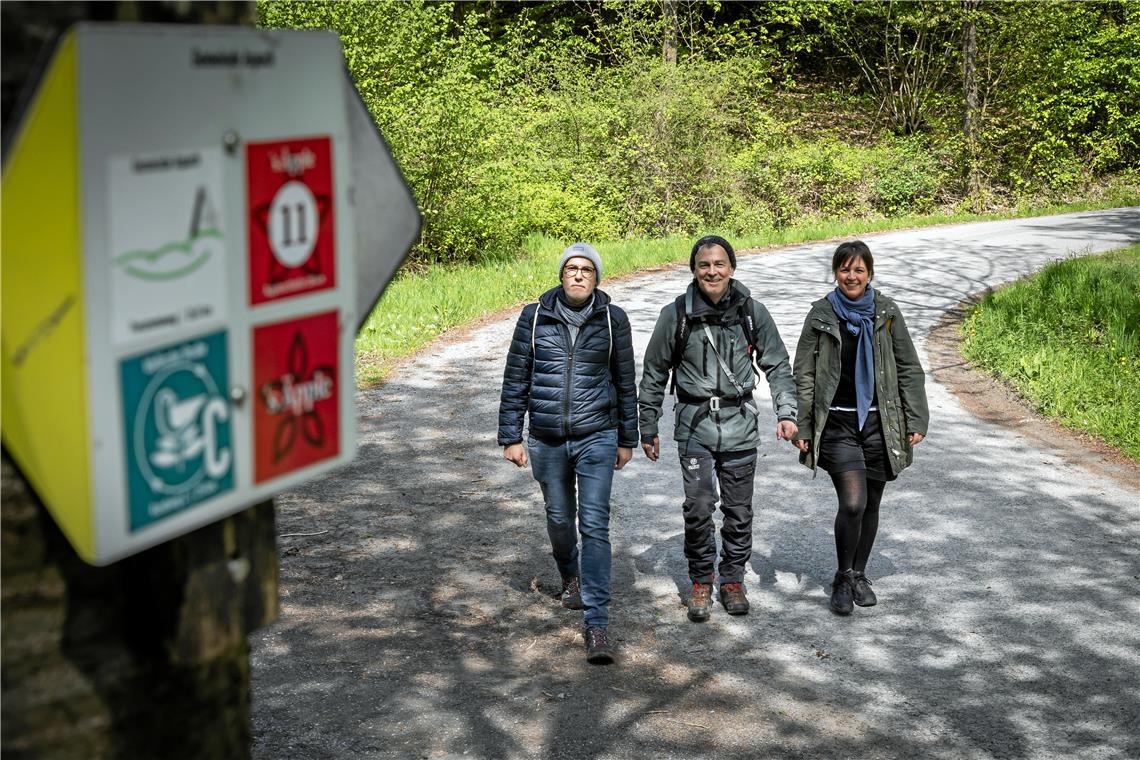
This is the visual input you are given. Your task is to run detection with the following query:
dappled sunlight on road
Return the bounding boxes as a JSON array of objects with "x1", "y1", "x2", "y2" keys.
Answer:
[{"x1": 252, "y1": 209, "x2": 1140, "y2": 759}]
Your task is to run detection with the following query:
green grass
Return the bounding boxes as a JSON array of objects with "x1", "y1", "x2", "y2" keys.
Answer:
[
  {"x1": 356, "y1": 196, "x2": 1139, "y2": 386},
  {"x1": 961, "y1": 245, "x2": 1140, "y2": 459}
]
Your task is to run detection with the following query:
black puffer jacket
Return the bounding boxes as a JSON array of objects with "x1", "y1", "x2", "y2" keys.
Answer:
[{"x1": 498, "y1": 287, "x2": 638, "y2": 447}]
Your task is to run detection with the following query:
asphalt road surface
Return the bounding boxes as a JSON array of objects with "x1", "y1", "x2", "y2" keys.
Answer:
[{"x1": 251, "y1": 208, "x2": 1140, "y2": 760}]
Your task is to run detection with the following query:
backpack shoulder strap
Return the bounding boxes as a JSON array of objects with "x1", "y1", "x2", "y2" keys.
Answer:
[
  {"x1": 667, "y1": 294, "x2": 688, "y2": 394},
  {"x1": 531, "y1": 303, "x2": 540, "y2": 357},
  {"x1": 606, "y1": 304, "x2": 613, "y2": 365},
  {"x1": 741, "y1": 296, "x2": 761, "y2": 378}
]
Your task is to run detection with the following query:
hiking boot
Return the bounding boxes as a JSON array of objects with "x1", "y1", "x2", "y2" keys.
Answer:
[
  {"x1": 851, "y1": 571, "x2": 877, "y2": 607},
  {"x1": 584, "y1": 626, "x2": 615, "y2": 664},
  {"x1": 687, "y1": 582, "x2": 713, "y2": 622},
  {"x1": 719, "y1": 582, "x2": 750, "y2": 615},
  {"x1": 561, "y1": 576, "x2": 583, "y2": 610},
  {"x1": 830, "y1": 570, "x2": 855, "y2": 615}
]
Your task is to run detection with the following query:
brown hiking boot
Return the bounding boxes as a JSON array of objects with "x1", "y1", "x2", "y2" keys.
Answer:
[
  {"x1": 688, "y1": 582, "x2": 713, "y2": 622},
  {"x1": 719, "y1": 582, "x2": 749, "y2": 615},
  {"x1": 561, "y1": 576, "x2": 584, "y2": 610},
  {"x1": 584, "y1": 626, "x2": 615, "y2": 664}
]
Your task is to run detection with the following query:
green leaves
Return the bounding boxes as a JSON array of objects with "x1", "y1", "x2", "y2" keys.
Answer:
[{"x1": 258, "y1": 0, "x2": 1139, "y2": 265}]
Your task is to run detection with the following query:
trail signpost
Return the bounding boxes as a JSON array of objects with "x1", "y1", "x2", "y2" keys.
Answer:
[{"x1": 1, "y1": 23, "x2": 419, "y2": 565}]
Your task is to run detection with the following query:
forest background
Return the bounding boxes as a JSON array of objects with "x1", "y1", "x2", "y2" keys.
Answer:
[{"x1": 259, "y1": 0, "x2": 1139, "y2": 379}]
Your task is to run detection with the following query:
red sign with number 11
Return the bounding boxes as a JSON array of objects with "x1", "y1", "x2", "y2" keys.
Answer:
[{"x1": 246, "y1": 136, "x2": 336, "y2": 305}]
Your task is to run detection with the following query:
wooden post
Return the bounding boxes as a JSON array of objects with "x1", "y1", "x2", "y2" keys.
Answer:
[
  {"x1": 1, "y1": 453, "x2": 278, "y2": 759},
  {"x1": 1, "y1": 3, "x2": 276, "y2": 758}
]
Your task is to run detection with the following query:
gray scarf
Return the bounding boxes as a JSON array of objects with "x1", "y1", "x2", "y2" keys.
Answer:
[{"x1": 554, "y1": 293, "x2": 594, "y2": 349}]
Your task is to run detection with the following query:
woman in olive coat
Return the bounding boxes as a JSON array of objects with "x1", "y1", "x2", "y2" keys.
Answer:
[{"x1": 793, "y1": 241, "x2": 929, "y2": 615}]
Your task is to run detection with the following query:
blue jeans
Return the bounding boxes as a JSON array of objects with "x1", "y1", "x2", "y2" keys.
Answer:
[{"x1": 527, "y1": 428, "x2": 617, "y2": 628}]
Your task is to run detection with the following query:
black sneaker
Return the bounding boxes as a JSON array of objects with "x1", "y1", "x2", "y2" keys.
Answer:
[
  {"x1": 830, "y1": 570, "x2": 854, "y2": 615},
  {"x1": 584, "y1": 626, "x2": 614, "y2": 664},
  {"x1": 688, "y1": 582, "x2": 712, "y2": 622},
  {"x1": 851, "y1": 571, "x2": 877, "y2": 607},
  {"x1": 561, "y1": 576, "x2": 583, "y2": 610},
  {"x1": 719, "y1": 582, "x2": 750, "y2": 615}
]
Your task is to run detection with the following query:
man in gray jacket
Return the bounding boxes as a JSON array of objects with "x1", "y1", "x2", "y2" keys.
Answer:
[{"x1": 639, "y1": 236, "x2": 797, "y2": 622}]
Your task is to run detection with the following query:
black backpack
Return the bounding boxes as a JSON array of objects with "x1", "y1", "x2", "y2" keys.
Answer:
[{"x1": 667, "y1": 293, "x2": 762, "y2": 395}]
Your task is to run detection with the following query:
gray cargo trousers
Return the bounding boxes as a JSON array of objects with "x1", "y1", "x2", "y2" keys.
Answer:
[{"x1": 677, "y1": 439, "x2": 758, "y2": 584}]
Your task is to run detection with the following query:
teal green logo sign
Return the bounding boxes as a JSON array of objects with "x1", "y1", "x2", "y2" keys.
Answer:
[{"x1": 120, "y1": 330, "x2": 234, "y2": 531}]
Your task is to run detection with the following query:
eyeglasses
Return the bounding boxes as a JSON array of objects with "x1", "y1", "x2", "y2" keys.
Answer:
[{"x1": 563, "y1": 265, "x2": 596, "y2": 278}]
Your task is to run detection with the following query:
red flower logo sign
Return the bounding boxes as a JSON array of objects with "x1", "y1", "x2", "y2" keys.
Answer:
[
  {"x1": 252, "y1": 311, "x2": 340, "y2": 483},
  {"x1": 261, "y1": 331, "x2": 335, "y2": 462}
]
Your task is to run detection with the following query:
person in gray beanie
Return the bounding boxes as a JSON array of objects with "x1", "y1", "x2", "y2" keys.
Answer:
[
  {"x1": 559, "y1": 242, "x2": 604, "y2": 282},
  {"x1": 498, "y1": 242, "x2": 638, "y2": 664}
]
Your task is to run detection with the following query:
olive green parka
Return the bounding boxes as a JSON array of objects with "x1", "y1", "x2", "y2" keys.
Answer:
[
  {"x1": 639, "y1": 280, "x2": 797, "y2": 452},
  {"x1": 793, "y1": 291, "x2": 929, "y2": 477}
]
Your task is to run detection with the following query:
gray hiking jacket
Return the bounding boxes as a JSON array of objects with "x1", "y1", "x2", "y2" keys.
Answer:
[
  {"x1": 793, "y1": 292, "x2": 929, "y2": 477},
  {"x1": 638, "y1": 280, "x2": 797, "y2": 452}
]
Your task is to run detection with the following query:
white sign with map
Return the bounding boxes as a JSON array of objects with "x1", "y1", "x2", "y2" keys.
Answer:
[{"x1": 107, "y1": 147, "x2": 229, "y2": 346}]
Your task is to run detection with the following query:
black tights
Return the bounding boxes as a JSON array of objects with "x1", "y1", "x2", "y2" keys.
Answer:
[{"x1": 829, "y1": 470, "x2": 886, "y2": 573}]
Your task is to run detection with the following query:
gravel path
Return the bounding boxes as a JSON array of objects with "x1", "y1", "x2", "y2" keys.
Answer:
[{"x1": 252, "y1": 208, "x2": 1140, "y2": 760}]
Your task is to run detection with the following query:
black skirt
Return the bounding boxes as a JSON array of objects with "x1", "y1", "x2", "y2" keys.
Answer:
[{"x1": 817, "y1": 409, "x2": 895, "y2": 482}]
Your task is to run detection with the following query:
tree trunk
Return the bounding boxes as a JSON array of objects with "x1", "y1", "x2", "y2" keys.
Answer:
[
  {"x1": 451, "y1": 0, "x2": 468, "y2": 39},
  {"x1": 962, "y1": 0, "x2": 982, "y2": 204},
  {"x1": 663, "y1": 0, "x2": 678, "y2": 64}
]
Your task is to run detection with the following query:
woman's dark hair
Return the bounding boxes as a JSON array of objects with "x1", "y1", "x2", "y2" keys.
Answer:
[{"x1": 832, "y1": 240, "x2": 873, "y2": 278}]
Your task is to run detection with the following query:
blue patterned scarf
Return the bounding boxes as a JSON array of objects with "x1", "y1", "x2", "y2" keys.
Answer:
[{"x1": 826, "y1": 285, "x2": 877, "y2": 430}]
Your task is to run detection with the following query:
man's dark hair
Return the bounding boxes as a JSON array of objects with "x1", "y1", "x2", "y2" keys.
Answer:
[{"x1": 689, "y1": 235, "x2": 736, "y2": 271}]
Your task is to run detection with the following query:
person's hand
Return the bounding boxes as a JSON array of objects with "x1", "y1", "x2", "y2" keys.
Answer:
[
  {"x1": 793, "y1": 439, "x2": 810, "y2": 453},
  {"x1": 909, "y1": 432, "x2": 925, "y2": 446},
  {"x1": 642, "y1": 436, "x2": 660, "y2": 462},
  {"x1": 776, "y1": 420, "x2": 798, "y2": 441},
  {"x1": 615, "y1": 447, "x2": 633, "y2": 470},
  {"x1": 503, "y1": 443, "x2": 528, "y2": 468}
]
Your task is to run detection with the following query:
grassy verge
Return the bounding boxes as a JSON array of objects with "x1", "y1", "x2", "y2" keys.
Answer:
[
  {"x1": 960, "y1": 244, "x2": 1140, "y2": 459},
  {"x1": 356, "y1": 196, "x2": 1138, "y2": 386}
]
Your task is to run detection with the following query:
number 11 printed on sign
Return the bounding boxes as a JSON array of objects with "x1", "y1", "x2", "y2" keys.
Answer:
[{"x1": 246, "y1": 137, "x2": 336, "y2": 305}]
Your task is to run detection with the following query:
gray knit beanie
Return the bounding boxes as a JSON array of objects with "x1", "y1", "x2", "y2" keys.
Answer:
[{"x1": 558, "y1": 242, "x2": 603, "y2": 282}]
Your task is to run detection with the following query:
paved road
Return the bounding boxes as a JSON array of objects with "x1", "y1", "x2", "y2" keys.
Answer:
[{"x1": 252, "y1": 209, "x2": 1140, "y2": 760}]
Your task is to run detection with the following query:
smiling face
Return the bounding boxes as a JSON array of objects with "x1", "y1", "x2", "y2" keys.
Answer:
[
  {"x1": 561, "y1": 256, "x2": 598, "y2": 305},
  {"x1": 694, "y1": 244, "x2": 735, "y2": 303},
  {"x1": 834, "y1": 254, "x2": 871, "y2": 300}
]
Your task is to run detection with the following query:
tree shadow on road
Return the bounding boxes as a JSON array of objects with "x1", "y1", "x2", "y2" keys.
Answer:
[{"x1": 252, "y1": 209, "x2": 1140, "y2": 759}]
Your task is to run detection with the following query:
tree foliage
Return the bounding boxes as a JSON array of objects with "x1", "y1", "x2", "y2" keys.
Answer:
[{"x1": 259, "y1": 0, "x2": 1139, "y2": 266}]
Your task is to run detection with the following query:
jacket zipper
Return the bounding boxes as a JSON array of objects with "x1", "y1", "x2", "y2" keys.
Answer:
[
  {"x1": 702, "y1": 336, "x2": 709, "y2": 378},
  {"x1": 561, "y1": 322, "x2": 574, "y2": 438},
  {"x1": 715, "y1": 323, "x2": 724, "y2": 450},
  {"x1": 812, "y1": 318, "x2": 841, "y2": 457},
  {"x1": 559, "y1": 307, "x2": 604, "y2": 438}
]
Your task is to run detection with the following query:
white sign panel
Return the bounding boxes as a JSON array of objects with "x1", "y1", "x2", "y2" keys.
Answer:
[
  {"x1": 107, "y1": 147, "x2": 228, "y2": 345},
  {"x1": 78, "y1": 24, "x2": 360, "y2": 564}
]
